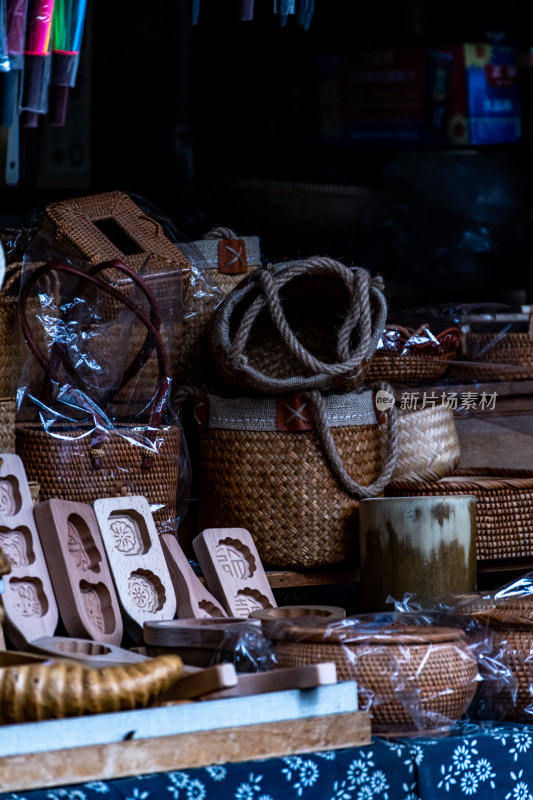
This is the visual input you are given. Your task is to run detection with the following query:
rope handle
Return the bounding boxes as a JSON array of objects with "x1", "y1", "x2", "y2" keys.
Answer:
[
  {"x1": 226, "y1": 257, "x2": 387, "y2": 382},
  {"x1": 306, "y1": 385, "x2": 398, "y2": 499},
  {"x1": 18, "y1": 262, "x2": 172, "y2": 467}
]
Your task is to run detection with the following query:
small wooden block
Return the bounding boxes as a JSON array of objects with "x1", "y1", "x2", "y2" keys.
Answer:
[
  {"x1": 93, "y1": 496, "x2": 176, "y2": 636},
  {"x1": 0, "y1": 455, "x2": 58, "y2": 648},
  {"x1": 160, "y1": 663, "x2": 238, "y2": 701},
  {"x1": 201, "y1": 662, "x2": 337, "y2": 700},
  {"x1": 34, "y1": 499, "x2": 123, "y2": 646},
  {"x1": 193, "y1": 527, "x2": 277, "y2": 617},
  {"x1": 28, "y1": 635, "x2": 150, "y2": 668},
  {"x1": 160, "y1": 534, "x2": 227, "y2": 619}
]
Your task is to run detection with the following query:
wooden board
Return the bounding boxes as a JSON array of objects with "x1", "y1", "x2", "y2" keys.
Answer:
[
  {"x1": 0, "y1": 454, "x2": 58, "y2": 648},
  {"x1": 34, "y1": 500, "x2": 123, "y2": 646},
  {"x1": 0, "y1": 680, "x2": 357, "y2": 758},
  {"x1": 0, "y1": 711, "x2": 370, "y2": 792},
  {"x1": 160, "y1": 533, "x2": 227, "y2": 618},
  {"x1": 193, "y1": 527, "x2": 277, "y2": 616},
  {"x1": 93, "y1": 497, "x2": 176, "y2": 635},
  {"x1": 201, "y1": 663, "x2": 337, "y2": 700}
]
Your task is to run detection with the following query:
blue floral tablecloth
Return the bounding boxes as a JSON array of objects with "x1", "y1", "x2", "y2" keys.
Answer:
[{"x1": 3, "y1": 722, "x2": 533, "y2": 800}]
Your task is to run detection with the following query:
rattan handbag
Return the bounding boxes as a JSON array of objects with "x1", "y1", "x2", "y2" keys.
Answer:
[
  {"x1": 271, "y1": 621, "x2": 478, "y2": 735},
  {"x1": 16, "y1": 262, "x2": 181, "y2": 535},
  {"x1": 38, "y1": 192, "x2": 189, "y2": 401},
  {"x1": 196, "y1": 388, "x2": 398, "y2": 569},
  {"x1": 388, "y1": 469, "x2": 533, "y2": 561},
  {"x1": 210, "y1": 257, "x2": 387, "y2": 395},
  {"x1": 177, "y1": 226, "x2": 262, "y2": 388}
]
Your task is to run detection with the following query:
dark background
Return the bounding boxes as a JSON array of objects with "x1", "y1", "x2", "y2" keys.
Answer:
[{"x1": 0, "y1": 0, "x2": 529, "y2": 308}]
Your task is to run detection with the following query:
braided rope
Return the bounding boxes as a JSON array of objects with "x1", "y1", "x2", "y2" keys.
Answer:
[
  {"x1": 306, "y1": 384, "x2": 399, "y2": 498},
  {"x1": 202, "y1": 226, "x2": 239, "y2": 240},
  {"x1": 221, "y1": 257, "x2": 387, "y2": 391}
]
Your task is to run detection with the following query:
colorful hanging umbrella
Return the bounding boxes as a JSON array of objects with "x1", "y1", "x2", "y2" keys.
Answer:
[
  {"x1": 0, "y1": 0, "x2": 28, "y2": 125},
  {"x1": 49, "y1": 0, "x2": 87, "y2": 125},
  {"x1": 21, "y1": 0, "x2": 55, "y2": 127}
]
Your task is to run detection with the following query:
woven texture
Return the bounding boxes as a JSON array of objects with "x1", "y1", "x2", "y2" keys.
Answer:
[
  {"x1": 392, "y1": 406, "x2": 461, "y2": 482},
  {"x1": 0, "y1": 263, "x2": 22, "y2": 396},
  {"x1": 0, "y1": 397, "x2": 15, "y2": 454},
  {"x1": 210, "y1": 257, "x2": 387, "y2": 394},
  {"x1": 460, "y1": 598, "x2": 533, "y2": 722},
  {"x1": 366, "y1": 326, "x2": 459, "y2": 384},
  {"x1": 177, "y1": 229, "x2": 261, "y2": 388},
  {"x1": 274, "y1": 630, "x2": 477, "y2": 734},
  {"x1": 16, "y1": 422, "x2": 180, "y2": 536},
  {"x1": 454, "y1": 318, "x2": 533, "y2": 380},
  {"x1": 198, "y1": 424, "x2": 382, "y2": 569},
  {"x1": 388, "y1": 469, "x2": 533, "y2": 560},
  {"x1": 39, "y1": 191, "x2": 190, "y2": 324}
]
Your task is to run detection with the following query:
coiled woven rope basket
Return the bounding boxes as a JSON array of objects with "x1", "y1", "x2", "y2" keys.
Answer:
[
  {"x1": 388, "y1": 469, "x2": 533, "y2": 561},
  {"x1": 197, "y1": 389, "x2": 398, "y2": 569},
  {"x1": 272, "y1": 624, "x2": 478, "y2": 735},
  {"x1": 210, "y1": 257, "x2": 387, "y2": 394}
]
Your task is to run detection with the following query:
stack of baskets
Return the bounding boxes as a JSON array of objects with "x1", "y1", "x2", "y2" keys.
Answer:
[
  {"x1": 388, "y1": 469, "x2": 533, "y2": 562},
  {"x1": 187, "y1": 250, "x2": 461, "y2": 570}
]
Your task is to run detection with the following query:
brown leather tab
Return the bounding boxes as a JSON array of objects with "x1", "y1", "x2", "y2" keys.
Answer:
[
  {"x1": 218, "y1": 239, "x2": 248, "y2": 274},
  {"x1": 276, "y1": 397, "x2": 313, "y2": 431},
  {"x1": 194, "y1": 397, "x2": 210, "y2": 431}
]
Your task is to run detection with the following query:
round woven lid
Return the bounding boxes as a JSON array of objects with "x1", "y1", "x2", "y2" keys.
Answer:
[{"x1": 270, "y1": 622, "x2": 468, "y2": 646}]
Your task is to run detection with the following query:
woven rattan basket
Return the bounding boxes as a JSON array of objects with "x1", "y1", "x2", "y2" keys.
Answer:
[
  {"x1": 392, "y1": 405, "x2": 460, "y2": 482},
  {"x1": 0, "y1": 263, "x2": 22, "y2": 397},
  {"x1": 366, "y1": 326, "x2": 460, "y2": 384},
  {"x1": 196, "y1": 390, "x2": 397, "y2": 569},
  {"x1": 388, "y1": 470, "x2": 533, "y2": 561},
  {"x1": 455, "y1": 314, "x2": 533, "y2": 380},
  {"x1": 210, "y1": 257, "x2": 387, "y2": 395},
  {"x1": 178, "y1": 227, "x2": 261, "y2": 388},
  {"x1": 0, "y1": 397, "x2": 15, "y2": 453},
  {"x1": 272, "y1": 623, "x2": 478, "y2": 735},
  {"x1": 461, "y1": 598, "x2": 533, "y2": 722}
]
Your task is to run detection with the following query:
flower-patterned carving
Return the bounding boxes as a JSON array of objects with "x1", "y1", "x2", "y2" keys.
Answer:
[
  {"x1": 128, "y1": 570, "x2": 164, "y2": 614},
  {"x1": 111, "y1": 518, "x2": 144, "y2": 555}
]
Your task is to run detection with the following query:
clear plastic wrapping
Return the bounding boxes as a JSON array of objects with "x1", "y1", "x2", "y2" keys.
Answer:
[
  {"x1": 258, "y1": 612, "x2": 480, "y2": 736},
  {"x1": 395, "y1": 575, "x2": 533, "y2": 723},
  {"x1": 15, "y1": 229, "x2": 189, "y2": 535}
]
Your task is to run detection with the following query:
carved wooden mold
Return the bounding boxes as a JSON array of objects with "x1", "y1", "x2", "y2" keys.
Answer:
[
  {"x1": 34, "y1": 500, "x2": 123, "y2": 646},
  {"x1": 0, "y1": 455, "x2": 58, "y2": 648},
  {"x1": 193, "y1": 528, "x2": 276, "y2": 617},
  {"x1": 93, "y1": 496, "x2": 176, "y2": 636},
  {"x1": 160, "y1": 534, "x2": 226, "y2": 620}
]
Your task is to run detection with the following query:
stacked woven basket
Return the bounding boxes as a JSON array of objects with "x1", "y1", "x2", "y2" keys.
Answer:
[{"x1": 177, "y1": 236, "x2": 462, "y2": 570}]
